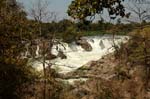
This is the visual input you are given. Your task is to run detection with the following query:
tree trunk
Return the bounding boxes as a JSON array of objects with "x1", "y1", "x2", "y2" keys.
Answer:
[{"x1": 42, "y1": 41, "x2": 47, "y2": 99}]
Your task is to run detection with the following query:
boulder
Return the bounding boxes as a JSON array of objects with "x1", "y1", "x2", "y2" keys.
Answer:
[
  {"x1": 99, "y1": 40, "x2": 105, "y2": 49},
  {"x1": 46, "y1": 53, "x2": 57, "y2": 60},
  {"x1": 76, "y1": 38, "x2": 92, "y2": 51},
  {"x1": 57, "y1": 51, "x2": 67, "y2": 59}
]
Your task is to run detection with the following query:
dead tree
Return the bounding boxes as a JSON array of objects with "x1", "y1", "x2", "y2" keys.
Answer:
[
  {"x1": 29, "y1": 0, "x2": 57, "y2": 99},
  {"x1": 124, "y1": 2, "x2": 150, "y2": 23}
]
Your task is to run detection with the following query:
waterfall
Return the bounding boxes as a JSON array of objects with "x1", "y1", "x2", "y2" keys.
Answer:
[
  {"x1": 32, "y1": 35, "x2": 129, "y2": 73},
  {"x1": 36, "y1": 45, "x2": 40, "y2": 56}
]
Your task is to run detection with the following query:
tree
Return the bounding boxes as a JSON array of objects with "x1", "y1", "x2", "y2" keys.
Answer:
[
  {"x1": 29, "y1": 0, "x2": 55, "y2": 36},
  {"x1": 0, "y1": 0, "x2": 37, "y2": 98},
  {"x1": 67, "y1": 0, "x2": 147, "y2": 21},
  {"x1": 124, "y1": 2, "x2": 150, "y2": 23},
  {"x1": 29, "y1": 0, "x2": 59, "y2": 99},
  {"x1": 67, "y1": 0, "x2": 127, "y2": 21}
]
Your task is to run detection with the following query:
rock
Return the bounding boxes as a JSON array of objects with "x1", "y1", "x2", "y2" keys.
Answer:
[
  {"x1": 57, "y1": 51, "x2": 67, "y2": 59},
  {"x1": 90, "y1": 39, "x2": 94, "y2": 43},
  {"x1": 84, "y1": 61, "x2": 96, "y2": 67},
  {"x1": 76, "y1": 38, "x2": 92, "y2": 51},
  {"x1": 99, "y1": 40, "x2": 105, "y2": 49},
  {"x1": 81, "y1": 43, "x2": 92, "y2": 51},
  {"x1": 98, "y1": 60, "x2": 105, "y2": 64},
  {"x1": 46, "y1": 53, "x2": 57, "y2": 60}
]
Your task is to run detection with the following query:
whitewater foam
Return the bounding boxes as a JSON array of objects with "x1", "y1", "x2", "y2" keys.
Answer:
[{"x1": 32, "y1": 35, "x2": 129, "y2": 74}]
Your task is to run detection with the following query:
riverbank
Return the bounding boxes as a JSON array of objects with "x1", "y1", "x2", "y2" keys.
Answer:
[{"x1": 58, "y1": 53, "x2": 150, "y2": 99}]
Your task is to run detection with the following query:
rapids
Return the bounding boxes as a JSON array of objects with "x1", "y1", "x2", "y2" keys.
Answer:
[{"x1": 32, "y1": 35, "x2": 129, "y2": 74}]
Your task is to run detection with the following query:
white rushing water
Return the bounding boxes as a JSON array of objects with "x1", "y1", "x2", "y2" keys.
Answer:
[{"x1": 33, "y1": 35, "x2": 129, "y2": 74}]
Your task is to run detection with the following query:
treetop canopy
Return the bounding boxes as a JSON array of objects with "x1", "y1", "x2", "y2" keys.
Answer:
[{"x1": 67, "y1": 0, "x2": 131, "y2": 20}]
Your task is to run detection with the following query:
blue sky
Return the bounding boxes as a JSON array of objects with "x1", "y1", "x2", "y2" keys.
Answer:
[
  {"x1": 17, "y1": 0, "x2": 143, "y2": 23},
  {"x1": 17, "y1": 0, "x2": 72, "y2": 20}
]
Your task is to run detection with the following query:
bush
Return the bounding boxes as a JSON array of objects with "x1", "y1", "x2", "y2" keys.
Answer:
[{"x1": 0, "y1": 60, "x2": 37, "y2": 99}]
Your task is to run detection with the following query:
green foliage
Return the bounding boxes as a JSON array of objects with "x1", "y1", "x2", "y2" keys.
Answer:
[
  {"x1": 37, "y1": 18, "x2": 139, "y2": 41},
  {"x1": 127, "y1": 27, "x2": 150, "y2": 65},
  {"x1": 68, "y1": 0, "x2": 126, "y2": 20},
  {"x1": 62, "y1": 25, "x2": 79, "y2": 43},
  {"x1": 0, "y1": 60, "x2": 37, "y2": 99},
  {"x1": 113, "y1": 26, "x2": 150, "y2": 96},
  {"x1": 115, "y1": 26, "x2": 150, "y2": 84},
  {"x1": 0, "y1": 0, "x2": 39, "y2": 98},
  {"x1": 82, "y1": 31, "x2": 108, "y2": 36}
]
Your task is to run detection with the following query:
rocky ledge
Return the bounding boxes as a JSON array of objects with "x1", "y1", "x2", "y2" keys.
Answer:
[
  {"x1": 57, "y1": 53, "x2": 150, "y2": 99},
  {"x1": 60, "y1": 53, "x2": 118, "y2": 81}
]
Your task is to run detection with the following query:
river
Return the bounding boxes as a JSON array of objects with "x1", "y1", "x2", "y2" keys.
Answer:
[{"x1": 32, "y1": 35, "x2": 129, "y2": 74}]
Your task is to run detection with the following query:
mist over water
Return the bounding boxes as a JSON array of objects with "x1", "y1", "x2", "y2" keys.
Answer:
[{"x1": 33, "y1": 35, "x2": 129, "y2": 74}]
